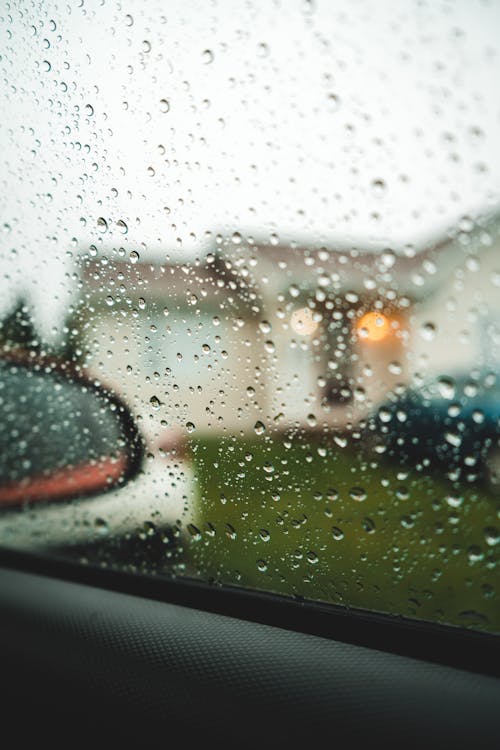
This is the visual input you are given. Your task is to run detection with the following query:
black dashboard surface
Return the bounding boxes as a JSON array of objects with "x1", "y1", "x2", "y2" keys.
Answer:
[{"x1": 0, "y1": 566, "x2": 498, "y2": 746}]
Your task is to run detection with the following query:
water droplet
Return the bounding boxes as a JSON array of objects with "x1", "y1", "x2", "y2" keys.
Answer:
[
  {"x1": 259, "y1": 529, "x2": 270, "y2": 542},
  {"x1": 94, "y1": 518, "x2": 109, "y2": 536},
  {"x1": 484, "y1": 527, "x2": 499, "y2": 546},
  {"x1": 257, "y1": 559, "x2": 268, "y2": 572},
  {"x1": 116, "y1": 219, "x2": 128, "y2": 234},
  {"x1": 467, "y1": 545, "x2": 484, "y2": 562},
  {"x1": 371, "y1": 179, "x2": 387, "y2": 197},
  {"x1": 472, "y1": 409, "x2": 484, "y2": 424},
  {"x1": 130, "y1": 250, "x2": 140, "y2": 263},
  {"x1": 458, "y1": 610, "x2": 488, "y2": 624},
  {"x1": 97, "y1": 217, "x2": 108, "y2": 233},
  {"x1": 254, "y1": 420, "x2": 266, "y2": 435},
  {"x1": 264, "y1": 340, "x2": 275, "y2": 354},
  {"x1": 187, "y1": 523, "x2": 201, "y2": 541},
  {"x1": 150, "y1": 396, "x2": 161, "y2": 410},
  {"x1": 257, "y1": 42, "x2": 269, "y2": 58},
  {"x1": 458, "y1": 215, "x2": 474, "y2": 232},
  {"x1": 350, "y1": 486, "x2": 367, "y2": 502},
  {"x1": 186, "y1": 421, "x2": 196, "y2": 433},
  {"x1": 420, "y1": 322, "x2": 436, "y2": 341},
  {"x1": 231, "y1": 231, "x2": 242, "y2": 244},
  {"x1": 332, "y1": 526, "x2": 344, "y2": 540},
  {"x1": 160, "y1": 98, "x2": 170, "y2": 113},
  {"x1": 437, "y1": 376, "x2": 455, "y2": 399},
  {"x1": 401, "y1": 515, "x2": 414, "y2": 529},
  {"x1": 327, "y1": 93, "x2": 340, "y2": 112},
  {"x1": 445, "y1": 431, "x2": 462, "y2": 448},
  {"x1": 446, "y1": 495, "x2": 463, "y2": 508},
  {"x1": 142, "y1": 40, "x2": 151, "y2": 53},
  {"x1": 381, "y1": 249, "x2": 396, "y2": 268},
  {"x1": 378, "y1": 406, "x2": 392, "y2": 423},
  {"x1": 85, "y1": 104, "x2": 94, "y2": 117},
  {"x1": 333, "y1": 435, "x2": 348, "y2": 448},
  {"x1": 202, "y1": 49, "x2": 214, "y2": 64},
  {"x1": 362, "y1": 517, "x2": 376, "y2": 533}
]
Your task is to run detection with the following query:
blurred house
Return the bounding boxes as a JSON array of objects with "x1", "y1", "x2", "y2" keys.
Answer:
[
  {"x1": 409, "y1": 213, "x2": 500, "y2": 380},
  {"x1": 78, "y1": 255, "x2": 259, "y2": 447},
  {"x1": 77, "y1": 213, "x2": 500, "y2": 448}
]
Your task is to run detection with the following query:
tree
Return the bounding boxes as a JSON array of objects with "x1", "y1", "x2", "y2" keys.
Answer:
[{"x1": 0, "y1": 299, "x2": 41, "y2": 353}]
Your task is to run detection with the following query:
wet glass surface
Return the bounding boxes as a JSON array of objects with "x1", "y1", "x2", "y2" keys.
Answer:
[{"x1": 1, "y1": 0, "x2": 499, "y2": 633}]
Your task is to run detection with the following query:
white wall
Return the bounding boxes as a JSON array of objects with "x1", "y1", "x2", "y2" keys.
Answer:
[{"x1": 411, "y1": 226, "x2": 500, "y2": 381}]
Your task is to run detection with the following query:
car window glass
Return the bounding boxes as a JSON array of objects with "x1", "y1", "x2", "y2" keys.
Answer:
[{"x1": 1, "y1": 0, "x2": 499, "y2": 634}]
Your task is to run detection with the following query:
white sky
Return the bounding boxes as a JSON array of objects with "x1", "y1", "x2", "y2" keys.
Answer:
[{"x1": 1, "y1": 0, "x2": 500, "y2": 336}]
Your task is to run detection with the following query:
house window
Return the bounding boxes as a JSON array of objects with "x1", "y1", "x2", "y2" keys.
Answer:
[{"x1": 323, "y1": 316, "x2": 355, "y2": 404}]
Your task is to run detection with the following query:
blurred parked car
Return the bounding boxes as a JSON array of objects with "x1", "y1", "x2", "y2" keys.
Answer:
[{"x1": 366, "y1": 372, "x2": 500, "y2": 490}]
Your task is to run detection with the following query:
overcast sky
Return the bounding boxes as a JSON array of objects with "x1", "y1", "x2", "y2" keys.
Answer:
[{"x1": 1, "y1": 0, "x2": 500, "y2": 336}]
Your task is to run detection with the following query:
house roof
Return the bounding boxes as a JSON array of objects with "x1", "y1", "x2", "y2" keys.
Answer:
[
  {"x1": 78, "y1": 209, "x2": 500, "y2": 312},
  {"x1": 79, "y1": 254, "x2": 252, "y2": 315},
  {"x1": 216, "y1": 210, "x2": 500, "y2": 302}
]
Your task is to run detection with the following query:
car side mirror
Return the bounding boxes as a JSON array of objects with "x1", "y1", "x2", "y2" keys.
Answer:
[{"x1": 0, "y1": 354, "x2": 144, "y2": 507}]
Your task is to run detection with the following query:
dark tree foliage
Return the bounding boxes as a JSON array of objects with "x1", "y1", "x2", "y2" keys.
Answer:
[{"x1": 0, "y1": 300, "x2": 40, "y2": 353}]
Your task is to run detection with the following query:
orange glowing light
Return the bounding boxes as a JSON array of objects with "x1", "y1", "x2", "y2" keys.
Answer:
[{"x1": 356, "y1": 311, "x2": 395, "y2": 342}]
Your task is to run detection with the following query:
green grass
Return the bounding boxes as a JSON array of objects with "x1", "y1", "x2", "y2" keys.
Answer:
[{"x1": 187, "y1": 434, "x2": 500, "y2": 633}]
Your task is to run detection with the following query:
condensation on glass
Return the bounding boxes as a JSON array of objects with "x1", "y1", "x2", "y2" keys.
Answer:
[{"x1": 0, "y1": 0, "x2": 499, "y2": 632}]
